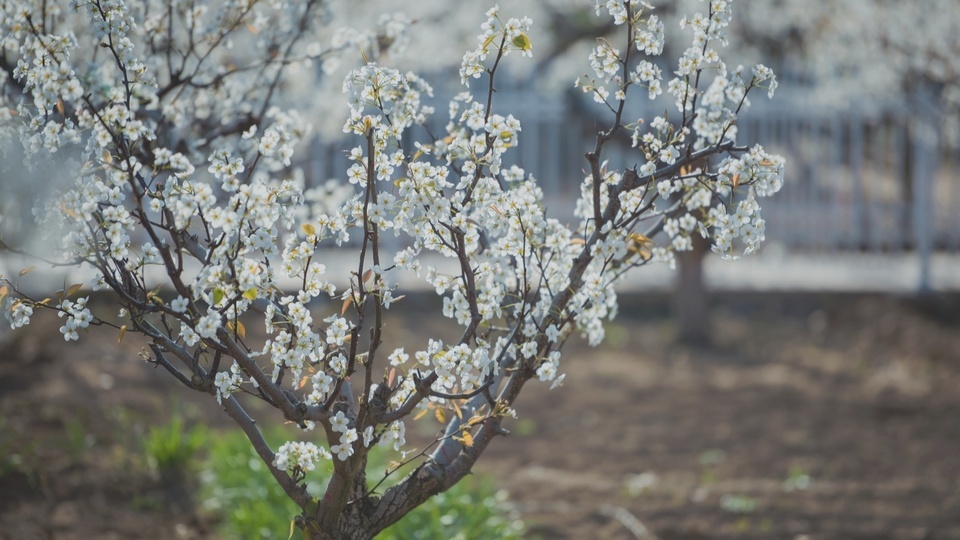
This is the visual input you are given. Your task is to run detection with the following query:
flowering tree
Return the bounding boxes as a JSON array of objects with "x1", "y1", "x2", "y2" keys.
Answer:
[
  {"x1": 729, "y1": 0, "x2": 959, "y2": 106},
  {"x1": 0, "y1": 0, "x2": 783, "y2": 537}
]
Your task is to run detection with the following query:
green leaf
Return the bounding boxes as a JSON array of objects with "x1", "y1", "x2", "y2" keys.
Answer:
[
  {"x1": 511, "y1": 33, "x2": 531, "y2": 52},
  {"x1": 213, "y1": 288, "x2": 225, "y2": 305},
  {"x1": 242, "y1": 288, "x2": 258, "y2": 301}
]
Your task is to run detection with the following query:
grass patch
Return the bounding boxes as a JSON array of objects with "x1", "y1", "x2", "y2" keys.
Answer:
[
  {"x1": 143, "y1": 410, "x2": 207, "y2": 473},
  {"x1": 196, "y1": 426, "x2": 526, "y2": 539},
  {"x1": 199, "y1": 426, "x2": 301, "y2": 539}
]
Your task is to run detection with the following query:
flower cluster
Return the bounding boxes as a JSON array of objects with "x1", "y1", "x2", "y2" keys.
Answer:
[
  {"x1": 329, "y1": 411, "x2": 359, "y2": 461},
  {"x1": 214, "y1": 363, "x2": 244, "y2": 404},
  {"x1": 274, "y1": 441, "x2": 331, "y2": 475},
  {"x1": 4, "y1": 298, "x2": 33, "y2": 329},
  {"x1": 460, "y1": 5, "x2": 533, "y2": 86},
  {"x1": 57, "y1": 297, "x2": 93, "y2": 341},
  {"x1": 576, "y1": 1, "x2": 664, "y2": 105}
]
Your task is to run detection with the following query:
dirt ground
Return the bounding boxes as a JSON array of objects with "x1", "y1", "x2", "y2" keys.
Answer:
[{"x1": 1, "y1": 292, "x2": 959, "y2": 539}]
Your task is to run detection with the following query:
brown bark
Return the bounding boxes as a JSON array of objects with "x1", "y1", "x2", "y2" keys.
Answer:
[{"x1": 675, "y1": 232, "x2": 710, "y2": 345}]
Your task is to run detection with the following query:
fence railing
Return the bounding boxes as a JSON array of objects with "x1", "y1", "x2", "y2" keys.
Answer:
[{"x1": 308, "y1": 84, "x2": 958, "y2": 289}]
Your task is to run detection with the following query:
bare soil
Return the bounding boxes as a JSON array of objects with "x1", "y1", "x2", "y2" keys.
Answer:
[{"x1": 1, "y1": 292, "x2": 959, "y2": 539}]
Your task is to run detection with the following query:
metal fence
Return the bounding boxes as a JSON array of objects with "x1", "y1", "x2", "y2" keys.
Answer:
[{"x1": 309, "y1": 83, "x2": 960, "y2": 289}]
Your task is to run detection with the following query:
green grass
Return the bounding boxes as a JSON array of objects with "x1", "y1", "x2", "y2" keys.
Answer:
[
  {"x1": 199, "y1": 426, "x2": 302, "y2": 540},
  {"x1": 378, "y1": 476, "x2": 525, "y2": 540},
  {"x1": 63, "y1": 414, "x2": 96, "y2": 464},
  {"x1": 196, "y1": 426, "x2": 526, "y2": 539},
  {"x1": 142, "y1": 411, "x2": 207, "y2": 472}
]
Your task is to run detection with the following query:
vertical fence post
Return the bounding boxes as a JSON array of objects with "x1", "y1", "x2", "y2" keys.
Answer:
[
  {"x1": 848, "y1": 112, "x2": 865, "y2": 250},
  {"x1": 911, "y1": 141, "x2": 933, "y2": 292}
]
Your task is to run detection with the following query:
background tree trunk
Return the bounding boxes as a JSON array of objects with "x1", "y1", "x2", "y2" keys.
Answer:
[{"x1": 674, "y1": 232, "x2": 710, "y2": 345}]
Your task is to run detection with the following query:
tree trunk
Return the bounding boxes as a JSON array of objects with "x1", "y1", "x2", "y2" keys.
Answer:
[
  {"x1": 675, "y1": 232, "x2": 710, "y2": 345},
  {"x1": 299, "y1": 512, "x2": 374, "y2": 540}
]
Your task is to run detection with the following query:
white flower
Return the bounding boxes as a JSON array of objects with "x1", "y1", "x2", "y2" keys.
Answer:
[
  {"x1": 659, "y1": 145, "x2": 679, "y2": 165},
  {"x1": 383, "y1": 421, "x2": 406, "y2": 451},
  {"x1": 329, "y1": 354, "x2": 348, "y2": 377},
  {"x1": 196, "y1": 313, "x2": 221, "y2": 339},
  {"x1": 679, "y1": 214, "x2": 697, "y2": 232},
  {"x1": 60, "y1": 320, "x2": 79, "y2": 341},
  {"x1": 72, "y1": 309, "x2": 92, "y2": 328},
  {"x1": 180, "y1": 325, "x2": 200, "y2": 346},
  {"x1": 657, "y1": 180, "x2": 673, "y2": 198},
  {"x1": 330, "y1": 411, "x2": 349, "y2": 433},
  {"x1": 340, "y1": 428, "x2": 358, "y2": 445},
  {"x1": 363, "y1": 426, "x2": 375, "y2": 447},
  {"x1": 389, "y1": 348, "x2": 409, "y2": 366},
  {"x1": 170, "y1": 296, "x2": 188, "y2": 313},
  {"x1": 331, "y1": 442, "x2": 354, "y2": 461},
  {"x1": 545, "y1": 325, "x2": 561, "y2": 343},
  {"x1": 536, "y1": 359, "x2": 556, "y2": 381}
]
